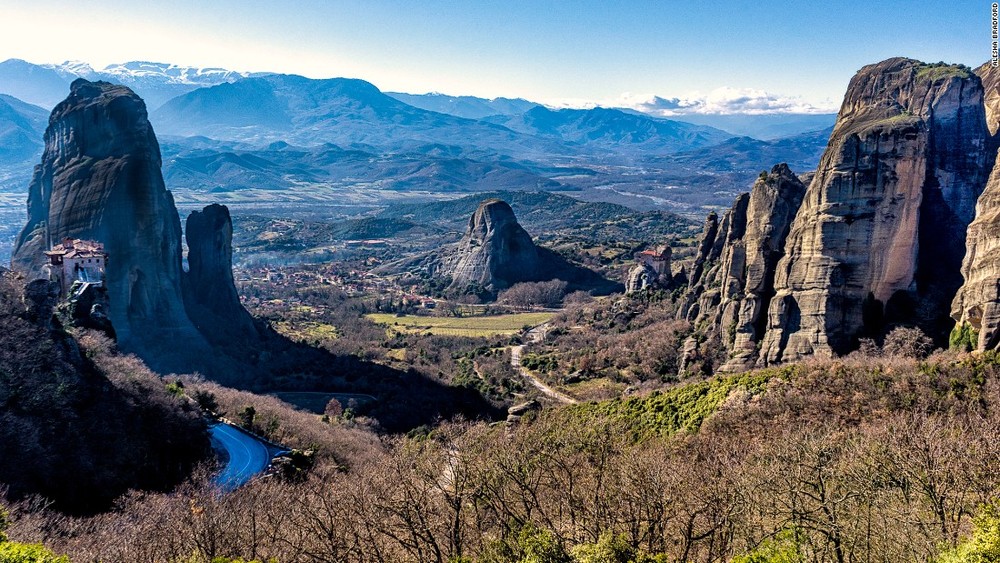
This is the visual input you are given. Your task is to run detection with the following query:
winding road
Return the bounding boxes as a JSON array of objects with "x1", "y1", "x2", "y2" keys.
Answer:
[
  {"x1": 209, "y1": 423, "x2": 273, "y2": 490},
  {"x1": 512, "y1": 323, "x2": 578, "y2": 404}
]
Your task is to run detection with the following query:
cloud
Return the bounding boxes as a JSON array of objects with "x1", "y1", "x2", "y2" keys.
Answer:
[{"x1": 615, "y1": 87, "x2": 839, "y2": 116}]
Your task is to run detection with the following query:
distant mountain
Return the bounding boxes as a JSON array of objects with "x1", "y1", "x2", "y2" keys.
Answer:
[
  {"x1": 152, "y1": 75, "x2": 571, "y2": 159},
  {"x1": 0, "y1": 94, "x2": 46, "y2": 190},
  {"x1": 663, "y1": 112, "x2": 837, "y2": 140},
  {"x1": 662, "y1": 126, "x2": 833, "y2": 174},
  {"x1": 0, "y1": 59, "x2": 255, "y2": 109},
  {"x1": 159, "y1": 138, "x2": 565, "y2": 193},
  {"x1": 0, "y1": 59, "x2": 71, "y2": 108},
  {"x1": 488, "y1": 106, "x2": 732, "y2": 155},
  {"x1": 386, "y1": 92, "x2": 540, "y2": 119},
  {"x1": 0, "y1": 94, "x2": 45, "y2": 161}
]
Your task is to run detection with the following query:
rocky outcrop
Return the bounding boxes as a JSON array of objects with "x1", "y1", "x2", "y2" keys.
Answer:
[
  {"x1": 11, "y1": 79, "x2": 204, "y2": 361},
  {"x1": 978, "y1": 62, "x2": 1000, "y2": 135},
  {"x1": 757, "y1": 59, "x2": 990, "y2": 363},
  {"x1": 625, "y1": 263, "x2": 658, "y2": 293},
  {"x1": 443, "y1": 199, "x2": 543, "y2": 292},
  {"x1": 677, "y1": 165, "x2": 805, "y2": 370},
  {"x1": 9, "y1": 79, "x2": 257, "y2": 373},
  {"x1": 951, "y1": 158, "x2": 1000, "y2": 349},
  {"x1": 680, "y1": 197, "x2": 747, "y2": 323},
  {"x1": 625, "y1": 245, "x2": 672, "y2": 293},
  {"x1": 950, "y1": 63, "x2": 1000, "y2": 349},
  {"x1": 379, "y1": 198, "x2": 620, "y2": 297},
  {"x1": 721, "y1": 165, "x2": 806, "y2": 369},
  {"x1": 183, "y1": 203, "x2": 259, "y2": 343}
]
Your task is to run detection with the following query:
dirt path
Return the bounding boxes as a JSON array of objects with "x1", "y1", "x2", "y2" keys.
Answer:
[{"x1": 511, "y1": 323, "x2": 578, "y2": 404}]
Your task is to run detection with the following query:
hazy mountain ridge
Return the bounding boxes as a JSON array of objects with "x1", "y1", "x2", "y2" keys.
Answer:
[
  {"x1": 486, "y1": 105, "x2": 732, "y2": 155},
  {"x1": 159, "y1": 138, "x2": 565, "y2": 194},
  {"x1": 0, "y1": 58, "x2": 256, "y2": 109},
  {"x1": 151, "y1": 74, "x2": 577, "y2": 160},
  {"x1": 386, "y1": 91, "x2": 540, "y2": 119}
]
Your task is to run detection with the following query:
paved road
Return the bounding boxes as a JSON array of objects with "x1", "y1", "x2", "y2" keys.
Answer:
[
  {"x1": 209, "y1": 423, "x2": 273, "y2": 490},
  {"x1": 511, "y1": 323, "x2": 578, "y2": 404}
]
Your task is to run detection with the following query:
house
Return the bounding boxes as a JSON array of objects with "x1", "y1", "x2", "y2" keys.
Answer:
[
  {"x1": 44, "y1": 238, "x2": 107, "y2": 295},
  {"x1": 635, "y1": 245, "x2": 672, "y2": 277}
]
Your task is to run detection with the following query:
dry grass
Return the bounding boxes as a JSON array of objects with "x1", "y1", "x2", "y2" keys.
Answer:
[
  {"x1": 366, "y1": 312, "x2": 554, "y2": 337},
  {"x1": 272, "y1": 320, "x2": 339, "y2": 341}
]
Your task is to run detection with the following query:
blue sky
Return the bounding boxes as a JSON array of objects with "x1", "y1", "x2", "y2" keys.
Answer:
[{"x1": 0, "y1": 0, "x2": 988, "y2": 112}]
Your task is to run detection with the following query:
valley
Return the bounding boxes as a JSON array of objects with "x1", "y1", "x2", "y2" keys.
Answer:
[{"x1": 0, "y1": 17, "x2": 996, "y2": 562}]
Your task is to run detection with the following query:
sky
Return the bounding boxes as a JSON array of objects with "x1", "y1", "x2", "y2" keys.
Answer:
[{"x1": 0, "y1": 0, "x2": 989, "y2": 114}]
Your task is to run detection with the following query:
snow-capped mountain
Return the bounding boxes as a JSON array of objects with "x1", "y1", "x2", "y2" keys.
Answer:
[
  {"x1": 96, "y1": 61, "x2": 255, "y2": 86},
  {"x1": 0, "y1": 59, "x2": 262, "y2": 109}
]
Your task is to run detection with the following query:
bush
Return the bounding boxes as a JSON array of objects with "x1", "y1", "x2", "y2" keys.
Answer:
[
  {"x1": 571, "y1": 532, "x2": 639, "y2": 563},
  {"x1": 0, "y1": 543, "x2": 68, "y2": 562},
  {"x1": 480, "y1": 524, "x2": 572, "y2": 563},
  {"x1": 950, "y1": 323, "x2": 979, "y2": 352},
  {"x1": 883, "y1": 326, "x2": 934, "y2": 359}
]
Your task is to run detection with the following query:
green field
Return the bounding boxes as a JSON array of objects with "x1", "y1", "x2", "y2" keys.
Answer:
[{"x1": 366, "y1": 312, "x2": 554, "y2": 337}]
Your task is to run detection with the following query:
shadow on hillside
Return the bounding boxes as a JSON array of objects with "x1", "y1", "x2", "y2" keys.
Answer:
[{"x1": 137, "y1": 322, "x2": 504, "y2": 434}]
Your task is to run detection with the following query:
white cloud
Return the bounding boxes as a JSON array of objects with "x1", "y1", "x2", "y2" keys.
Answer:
[{"x1": 550, "y1": 88, "x2": 839, "y2": 116}]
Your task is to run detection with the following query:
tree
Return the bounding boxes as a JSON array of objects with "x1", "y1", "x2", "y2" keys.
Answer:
[{"x1": 936, "y1": 503, "x2": 1000, "y2": 562}]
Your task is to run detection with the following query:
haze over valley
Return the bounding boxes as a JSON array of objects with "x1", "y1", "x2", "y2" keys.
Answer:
[{"x1": 0, "y1": 2, "x2": 997, "y2": 562}]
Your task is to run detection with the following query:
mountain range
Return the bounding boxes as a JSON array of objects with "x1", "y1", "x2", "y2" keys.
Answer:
[
  {"x1": 0, "y1": 58, "x2": 256, "y2": 109},
  {"x1": 0, "y1": 58, "x2": 838, "y2": 211}
]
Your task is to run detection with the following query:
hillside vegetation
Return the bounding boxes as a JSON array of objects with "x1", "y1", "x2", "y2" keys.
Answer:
[
  {"x1": 0, "y1": 273, "x2": 209, "y2": 514},
  {"x1": 4, "y1": 347, "x2": 1000, "y2": 562}
]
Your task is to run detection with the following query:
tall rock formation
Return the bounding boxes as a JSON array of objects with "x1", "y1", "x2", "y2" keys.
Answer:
[
  {"x1": 9, "y1": 79, "x2": 255, "y2": 373},
  {"x1": 978, "y1": 62, "x2": 1000, "y2": 135},
  {"x1": 951, "y1": 62, "x2": 1000, "y2": 350},
  {"x1": 183, "y1": 204, "x2": 258, "y2": 343},
  {"x1": 757, "y1": 59, "x2": 990, "y2": 363},
  {"x1": 376, "y1": 198, "x2": 620, "y2": 297},
  {"x1": 443, "y1": 199, "x2": 543, "y2": 292},
  {"x1": 11, "y1": 79, "x2": 202, "y2": 358},
  {"x1": 677, "y1": 164, "x2": 805, "y2": 371},
  {"x1": 718, "y1": 165, "x2": 806, "y2": 370}
]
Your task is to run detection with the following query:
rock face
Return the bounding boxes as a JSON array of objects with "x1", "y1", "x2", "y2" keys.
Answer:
[
  {"x1": 718, "y1": 165, "x2": 806, "y2": 370},
  {"x1": 978, "y1": 62, "x2": 1000, "y2": 135},
  {"x1": 443, "y1": 199, "x2": 543, "y2": 292},
  {"x1": 10, "y1": 80, "x2": 255, "y2": 372},
  {"x1": 12, "y1": 79, "x2": 201, "y2": 357},
  {"x1": 376, "y1": 197, "x2": 620, "y2": 297},
  {"x1": 183, "y1": 203, "x2": 258, "y2": 343},
  {"x1": 758, "y1": 59, "x2": 990, "y2": 363},
  {"x1": 951, "y1": 63, "x2": 1000, "y2": 350},
  {"x1": 952, "y1": 159, "x2": 1000, "y2": 349},
  {"x1": 677, "y1": 165, "x2": 805, "y2": 370},
  {"x1": 625, "y1": 263, "x2": 658, "y2": 293},
  {"x1": 625, "y1": 245, "x2": 672, "y2": 293}
]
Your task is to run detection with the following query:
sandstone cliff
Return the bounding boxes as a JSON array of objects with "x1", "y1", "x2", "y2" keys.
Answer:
[
  {"x1": 11, "y1": 79, "x2": 205, "y2": 361},
  {"x1": 719, "y1": 165, "x2": 806, "y2": 369},
  {"x1": 978, "y1": 62, "x2": 1000, "y2": 135},
  {"x1": 950, "y1": 63, "x2": 1000, "y2": 350},
  {"x1": 443, "y1": 199, "x2": 544, "y2": 292},
  {"x1": 380, "y1": 198, "x2": 619, "y2": 297},
  {"x1": 183, "y1": 203, "x2": 259, "y2": 344},
  {"x1": 757, "y1": 59, "x2": 989, "y2": 363},
  {"x1": 677, "y1": 165, "x2": 805, "y2": 371},
  {"x1": 9, "y1": 80, "x2": 258, "y2": 373}
]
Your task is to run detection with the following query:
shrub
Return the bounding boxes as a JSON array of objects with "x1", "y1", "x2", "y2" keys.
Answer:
[
  {"x1": 0, "y1": 542, "x2": 70, "y2": 563},
  {"x1": 950, "y1": 323, "x2": 979, "y2": 352},
  {"x1": 883, "y1": 326, "x2": 934, "y2": 359}
]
